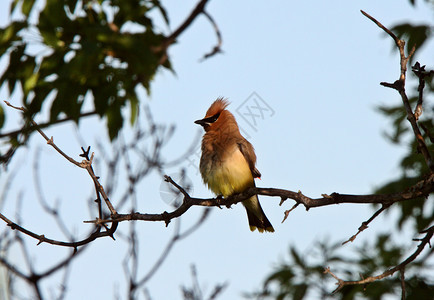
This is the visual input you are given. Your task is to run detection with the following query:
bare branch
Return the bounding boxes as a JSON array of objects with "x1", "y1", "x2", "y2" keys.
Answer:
[
  {"x1": 0, "y1": 210, "x2": 118, "y2": 248},
  {"x1": 326, "y1": 225, "x2": 434, "y2": 292},
  {"x1": 83, "y1": 173, "x2": 434, "y2": 227},
  {"x1": 361, "y1": 12, "x2": 434, "y2": 172}
]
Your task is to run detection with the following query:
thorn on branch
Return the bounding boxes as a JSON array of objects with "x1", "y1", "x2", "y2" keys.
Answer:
[
  {"x1": 162, "y1": 211, "x2": 171, "y2": 227},
  {"x1": 279, "y1": 196, "x2": 288, "y2": 206},
  {"x1": 37, "y1": 235, "x2": 45, "y2": 245},
  {"x1": 108, "y1": 231, "x2": 116, "y2": 241},
  {"x1": 7, "y1": 223, "x2": 17, "y2": 230}
]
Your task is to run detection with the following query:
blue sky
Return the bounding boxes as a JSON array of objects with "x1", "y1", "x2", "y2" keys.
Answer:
[{"x1": 0, "y1": 1, "x2": 433, "y2": 299}]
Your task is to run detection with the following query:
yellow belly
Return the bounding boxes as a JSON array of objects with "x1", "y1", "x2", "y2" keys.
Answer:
[{"x1": 202, "y1": 147, "x2": 254, "y2": 197}]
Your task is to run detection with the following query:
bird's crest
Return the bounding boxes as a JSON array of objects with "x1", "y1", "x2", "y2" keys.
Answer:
[{"x1": 205, "y1": 97, "x2": 229, "y2": 118}]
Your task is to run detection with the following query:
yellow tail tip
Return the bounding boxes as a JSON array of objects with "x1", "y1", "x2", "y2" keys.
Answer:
[{"x1": 250, "y1": 226, "x2": 275, "y2": 233}]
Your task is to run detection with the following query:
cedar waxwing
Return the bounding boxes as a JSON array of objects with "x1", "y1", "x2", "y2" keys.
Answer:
[{"x1": 195, "y1": 98, "x2": 274, "y2": 233}]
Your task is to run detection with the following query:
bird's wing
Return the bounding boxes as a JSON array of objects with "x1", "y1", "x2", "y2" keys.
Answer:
[{"x1": 237, "y1": 141, "x2": 261, "y2": 179}]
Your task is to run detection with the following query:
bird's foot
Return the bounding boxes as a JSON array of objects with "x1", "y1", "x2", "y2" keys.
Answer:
[{"x1": 216, "y1": 195, "x2": 223, "y2": 209}]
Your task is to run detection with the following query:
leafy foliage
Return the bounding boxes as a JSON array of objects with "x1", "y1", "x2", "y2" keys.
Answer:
[{"x1": 0, "y1": 0, "x2": 171, "y2": 142}]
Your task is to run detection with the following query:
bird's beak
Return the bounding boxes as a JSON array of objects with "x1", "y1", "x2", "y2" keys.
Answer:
[{"x1": 194, "y1": 119, "x2": 208, "y2": 127}]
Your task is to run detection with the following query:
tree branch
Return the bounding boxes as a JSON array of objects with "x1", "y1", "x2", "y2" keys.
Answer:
[
  {"x1": 0, "y1": 110, "x2": 97, "y2": 139},
  {"x1": 84, "y1": 173, "x2": 434, "y2": 226},
  {"x1": 361, "y1": 11, "x2": 434, "y2": 172},
  {"x1": 0, "y1": 210, "x2": 118, "y2": 248},
  {"x1": 325, "y1": 225, "x2": 434, "y2": 293}
]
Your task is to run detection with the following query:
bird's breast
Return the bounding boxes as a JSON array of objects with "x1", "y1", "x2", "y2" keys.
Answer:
[{"x1": 200, "y1": 144, "x2": 254, "y2": 197}]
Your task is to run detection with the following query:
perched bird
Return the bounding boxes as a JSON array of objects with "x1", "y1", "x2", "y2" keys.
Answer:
[{"x1": 195, "y1": 98, "x2": 274, "y2": 233}]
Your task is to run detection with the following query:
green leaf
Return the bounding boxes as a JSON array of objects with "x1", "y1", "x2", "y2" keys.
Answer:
[
  {"x1": 0, "y1": 21, "x2": 27, "y2": 54},
  {"x1": 290, "y1": 246, "x2": 305, "y2": 268},
  {"x1": 293, "y1": 284, "x2": 308, "y2": 300},
  {"x1": 24, "y1": 72, "x2": 38, "y2": 94},
  {"x1": 21, "y1": 0, "x2": 36, "y2": 17},
  {"x1": 0, "y1": 104, "x2": 5, "y2": 129},
  {"x1": 391, "y1": 23, "x2": 431, "y2": 55},
  {"x1": 150, "y1": 0, "x2": 170, "y2": 25},
  {"x1": 106, "y1": 104, "x2": 123, "y2": 140},
  {"x1": 128, "y1": 93, "x2": 138, "y2": 125},
  {"x1": 65, "y1": 0, "x2": 79, "y2": 13},
  {"x1": 10, "y1": 0, "x2": 20, "y2": 15},
  {"x1": 264, "y1": 268, "x2": 294, "y2": 285}
]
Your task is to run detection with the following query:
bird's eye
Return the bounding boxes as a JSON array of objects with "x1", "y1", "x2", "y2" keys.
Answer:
[
  {"x1": 201, "y1": 112, "x2": 220, "y2": 124},
  {"x1": 208, "y1": 112, "x2": 220, "y2": 123}
]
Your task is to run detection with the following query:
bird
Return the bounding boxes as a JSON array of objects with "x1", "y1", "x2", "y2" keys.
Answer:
[{"x1": 194, "y1": 97, "x2": 274, "y2": 233}]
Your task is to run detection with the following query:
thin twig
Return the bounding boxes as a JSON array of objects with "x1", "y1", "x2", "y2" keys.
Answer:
[
  {"x1": 281, "y1": 203, "x2": 299, "y2": 223},
  {"x1": 360, "y1": 10, "x2": 400, "y2": 47},
  {"x1": 412, "y1": 62, "x2": 434, "y2": 120},
  {"x1": 342, "y1": 203, "x2": 392, "y2": 245},
  {"x1": 4, "y1": 101, "x2": 84, "y2": 168},
  {"x1": 200, "y1": 10, "x2": 223, "y2": 61},
  {"x1": 400, "y1": 269, "x2": 406, "y2": 300}
]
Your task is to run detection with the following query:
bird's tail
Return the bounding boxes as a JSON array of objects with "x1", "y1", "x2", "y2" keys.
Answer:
[{"x1": 243, "y1": 195, "x2": 274, "y2": 233}]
